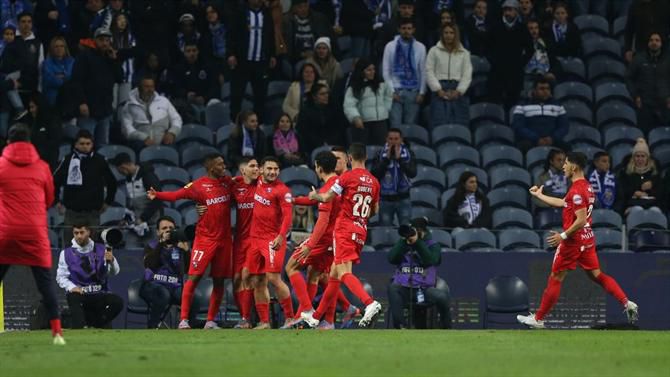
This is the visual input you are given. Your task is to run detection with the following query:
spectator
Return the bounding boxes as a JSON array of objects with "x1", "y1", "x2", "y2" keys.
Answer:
[
  {"x1": 108, "y1": 0, "x2": 129, "y2": 18},
  {"x1": 443, "y1": 171, "x2": 492, "y2": 228},
  {"x1": 14, "y1": 93, "x2": 60, "y2": 170},
  {"x1": 588, "y1": 151, "x2": 618, "y2": 211},
  {"x1": 524, "y1": 19, "x2": 559, "y2": 93},
  {"x1": 371, "y1": 127, "x2": 417, "y2": 226},
  {"x1": 534, "y1": 148, "x2": 568, "y2": 208},
  {"x1": 272, "y1": 113, "x2": 305, "y2": 167},
  {"x1": 34, "y1": 0, "x2": 73, "y2": 48},
  {"x1": 53, "y1": 129, "x2": 117, "y2": 240},
  {"x1": 129, "y1": 0, "x2": 173, "y2": 63},
  {"x1": 228, "y1": 110, "x2": 267, "y2": 167},
  {"x1": 428, "y1": 8, "x2": 457, "y2": 49},
  {"x1": 0, "y1": 23, "x2": 21, "y2": 138},
  {"x1": 340, "y1": 0, "x2": 374, "y2": 59},
  {"x1": 625, "y1": 32, "x2": 670, "y2": 133},
  {"x1": 543, "y1": 2, "x2": 580, "y2": 59},
  {"x1": 418, "y1": 0, "x2": 464, "y2": 46},
  {"x1": 305, "y1": 37, "x2": 342, "y2": 88},
  {"x1": 266, "y1": 0, "x2": 288, "y2": 57},
  {"x1": 512, "y1": 77, "x2": 569, "y2": 152},
  {"x1": 518, "y1": 0, "x2": 537, "y2": 23},
  {"x1": 623, "y1": 0, "x2": 670, "y2": 63},
  {"x1": 387, "y1": 216, "x2": 451, "y2": 329},
  {"x1": 382, "y1": 17, "x2": 427, "y2": 128},
  {"x1": 15, "y1": 12, "x2": 43, "y2": 94},
  {"x1": 41, "y1": 36, "x2": 74, "y2": 108},
  {"x1": 174, "y1": 13, "x2": 201, "y2": 59},
  {"x1": 281, "y1": 0, "x2": 333, "y2": 63},
  {"x1": 296, "y1": 82, "x2": 343, "y2": 157},
  {"x1": 487, "y1": 0, "x2": 533, "y2": 109},
  {"x1": 73, "y1": 0, "x2": 112, "y2": 41},
  {"x1": 343, "y1": 58, "x2": 393, "y2": 146},
  {"x1": 132, "y1": 51, "x2": 169, "y2": 95},
  {"x1": 228, "y1": 0, "x2": 275, "y2": 123},
  {"x1": 110, "y1": 152, "x2": 162, "y2": 230},
  {"x1": 426, "y1": 22, "x2": 472, "y2": 127},
  {"x1": 464, "y1": 0, "x2": 491, "y2": 57},
  {"x1": 0, "y1": 0, "x2": 32, "y2": 29},
  {"x1": 618, "y1": 138, "x2": 662, "y2": 215},
  {"x1": 70, "y1": 27, "x2": 123, "y2": 146},
  {"x1": 282, "y1": 62, "x2": 325, "y2": 121},
  {"x1": 201, "y1": 4, "x2": 231, "y2": 66},
  {"x1": 140, "y1": 216, "x2": 194, "y2": 329},
  {"x1": 121, "y1": 76, "x2": 182, "y2": 152},
  {"x1": 56, "y1": 224, "x2": 123, "y2": 329},
  {"x1": 375, "y1": 0, "x2": 427, "y2": 58},
  {"x1": 110, "y1": 12, "x2": 136, "y2": 105}
]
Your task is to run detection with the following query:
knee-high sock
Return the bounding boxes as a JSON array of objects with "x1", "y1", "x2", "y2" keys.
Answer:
[
  {"x1": 180, "y1": 279, "x2": 197, "y2": 320},
  {"x1": 240, "y1": 289, "x2": 254, "y2": 320},
  {"x1": 340, "y1": 273, "x2": 373, "y2": 306},
  {"x1": 318, "y1": 280, "x2": 351, "y2": 310},
  {"x1": 279, "y1": 297, "x2": 294, "y2": 319},
  {"x1": 307, "y1": 282, "x2": 319, "y2": 301},
  {"x1": 313, "y1": 278, "x2": 340, "y2": 320},
  {"x1": 50, "y1": 319, "x2": 63, "y2": 337},
  {"x1": 536, "y1": 276, "x2": 562, "y2": 321},
  {"x1": 595, "y1": 272, "x2": 628, "y2": 306},
  {"x1": 207, "y1": 284, "x2": 225, "y2": 321},
  {"x1": 255, "y1": 302, "x2": 270, "y2": 323},
  {"x1": 289, "y1": 273, "x2": 312, "y2": 316},
  {"x1": 324, "y1": 299, "x2": 337, "y2": 324}
]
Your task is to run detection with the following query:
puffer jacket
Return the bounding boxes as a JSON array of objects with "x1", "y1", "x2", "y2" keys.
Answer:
[
  {"x1": 425, "y1": 41, "x2": 473, "y2": 95},
  {"x1": 343, "y1": 82, "x2": 393, "y2": 123},
  {"x1": 121, "y1": 88, "x2": 183, "y2": 143},
  {"x1": 0, "y1": 142, "x2": 54, "y2": 268}
]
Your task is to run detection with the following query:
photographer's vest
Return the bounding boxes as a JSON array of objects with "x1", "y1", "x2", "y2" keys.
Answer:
[
  {"x1": 143, "y1": 240, "x2": 183, "y2": 288},
  {"x1": 64, "y1": 243, "x2": 109, "y2": 295},
  {"x1": 392, "y1": 239, "x2": 438, "y2": 289}
]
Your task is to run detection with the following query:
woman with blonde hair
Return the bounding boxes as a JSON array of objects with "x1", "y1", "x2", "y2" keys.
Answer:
[
  {"x1": 42, "y1": 36, "x2": 74, "y2": 107},
  {"x1": 618, "y1": 138, "x2": 662, "y2": 215},
  {"x1": 282, "y1": 62, "x2": 326, "y2": 121}
]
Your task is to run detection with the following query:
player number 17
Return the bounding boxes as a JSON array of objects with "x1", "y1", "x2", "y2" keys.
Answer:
[{"x1": 353, "y1": 194, "x2": 372, "y2": 218}]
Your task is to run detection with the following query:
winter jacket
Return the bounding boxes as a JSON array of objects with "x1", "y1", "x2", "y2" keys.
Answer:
[
  {"x1": 487, "y1": 18, "x2": 533, "y2": 75},
  {"x1": 626, "y1": 49, "x2": 670, "y2": 105},
  {"x1": 464, "y1": 14, "x2": 490, "y2": 57},
  {"x1": 443, "y1": 192, "x2": 492, "y2": 229},
  {"x1": 512, "y1": 98, "x2": 569, "y2": 144},
  {"x1": 543, "y1": 22, "x2": 581, "y2": 58},
  {"x1": 343, "y1": 82, "x2": 393, "y2": 123},
  {"x1": 425, "y1": 41, "x2": 473, "y2": 95},
  {"x1": 282, "y1": 79, "x2": 327, "y2": 121},
  {"x1": 282, "y1": 10, "x2": 334, "y2": 63},
  {"x1": 53, "y1": 150, "x2": 117, "y2": 212},
  {"x1": 618, "y1": 168, "x2": 662, "y2": 211},
  {"x1": 121, "y1": 88, "x2": 183, "y2": 143},
  {"x1": 296, "y1": 100, "x2": 343, "y2": 156},
  {"x1": 0, "y1": 142, "x2": 54, "y2": 268},
  {"x1": 41, "y1": 56, "x2": 75, "y2": 106},
  {"x1": 169, "y1": 58, "x2": 220, "y2": 102},
  {"x1": 382, "y1": 36, "x2": 427, "y2": 94},
  {"x1": 70, "y1": 47, "x2": 123, "y2": 119}
]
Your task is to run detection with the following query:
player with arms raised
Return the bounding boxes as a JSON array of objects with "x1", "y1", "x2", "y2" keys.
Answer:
[{"x1": 518, "y1": 152, "x2": 638, "y2": 328}]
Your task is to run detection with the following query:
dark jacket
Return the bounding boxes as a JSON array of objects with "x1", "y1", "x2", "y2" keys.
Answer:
[
  {"x1": 487, "y1": 19, "x2": 533, "y2": 75},
  {"x1": 340, "y1": 0, "x2": 374, "y2": 38},
  {"x1": 70, "y1": 47, "x2": 123, "y2": 119},
  {"x1": 129, "y1": 0, "x2": 177, "y2": 57},
  {"x1": 228, "y1": 4, "x2": 275, "y2": 63},
  {"x1": 14, "y1": 105, "x2": 62, "y2": 170},
  {"x1": 227, "y1": 126, "x2": 268, "y2": 167},
  {"x1": 387, "y1": 232, "x2": 441, "y2": 267},
  {"x1": 543, "y1": 22, "x2": 581, "y2": 59},
  {"x1": 443, "y1": 191, "x2": 492, "y2": 229},
  {"x1": 617, "y1": 167, "x2": 662, "y2": 211},
  {"x1": 169, "y1": 58, "x2": 220, "y2": 101},
  {"x1": 53, "y1": 150, "x2": 117, "y2": 212},
  {"x1": 143, "y1": 240, "x2": 189, "y2": 274},
  {"x1": 464, "y1": 13, "x2": 491, "y2": 57},
  {"x1": 625, "y1": 49, "x2": 670, "y2": 105},
  {"x1": 371, "y1": 146, "x2": 418, "y2": 199},
  {"x1": 282, "y1": 9, "x2": 334, "y2": 63},
  {"x1": 624, "y1": 0, "x2": 670, "y2": 54},
  {"x1": 295, "y1": 100, "x2": 343, "y2": 157},
  {"x1": 511, "y1": 97, "x2": 569, "y2": 144},
  {"x1": 124, "y1": 163, "x2": 162, "y2": 223},
  {"x1": 14, "y1": 35, "x2": 42, "y2": 92}
]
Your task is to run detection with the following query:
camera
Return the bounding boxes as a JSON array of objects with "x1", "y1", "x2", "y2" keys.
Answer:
[
  {"x1": 398, "y1": 217, "x2": 429, "y2": 238},
  {"x1": 162, "y1": 225, "x2": 196, "y2": 245},
  {"x1": 398, "y1": 224, "x2": 417, "y2": 238},
  {"x1": 100, "y1": 227, "x2": 124, "y2": 248}
]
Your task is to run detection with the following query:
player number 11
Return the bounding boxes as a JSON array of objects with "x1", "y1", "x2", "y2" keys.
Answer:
[{"x1": 353, "y1": 194, "x2": 372, "y2": 218}]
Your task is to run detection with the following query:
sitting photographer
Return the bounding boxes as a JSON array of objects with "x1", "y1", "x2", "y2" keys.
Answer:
[
  {"x1": 387, "y1": 217, "x2": 451, "y2": 329},
  {"x1": 140, "y1": 216, "x2": 193, "y2": 329},
  {"x1": 56, "y1": 224, "x2": 123, "y2": 329}
]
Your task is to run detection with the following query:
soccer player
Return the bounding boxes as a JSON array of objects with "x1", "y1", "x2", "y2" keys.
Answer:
[
  {"x1": 301, "y1": 143, "x2": 382, "y2": 328},
  {"x1": 247, "y1": 156, "x2": 293, "y2": 329},
  {"x1": 147, "y1": 153, "x2": 233, "y2": 329},
  {"x1": 518, "y1": 152, "x2": 639, "y2": 329}
]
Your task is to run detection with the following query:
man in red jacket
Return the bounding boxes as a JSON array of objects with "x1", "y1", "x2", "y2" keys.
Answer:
[{"x1": 0, "y1": 124, "x2": 65, "y2": 345}]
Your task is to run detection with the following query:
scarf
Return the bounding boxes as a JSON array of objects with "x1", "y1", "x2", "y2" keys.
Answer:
[
  {"x1": 588, "y1": 169, "x2": 616, "y2": 209},
  {"x1": 55, "y1": 0, "x2": 71, "y2": 34},
  {"x1": 544, "y1": 168, "x2": 568, "y2": 197},
  {"x1": 526, "y1": 38, "x2": 550, "y2": 74},
  {"x1": 90, "y1": 6, "x2": 112, "y2": 33},
  {"x1": 458, "y1": 193, "x2": 481, "y2": 225},
  {"x1": 209, "y1": 22, "x2": 227, "y2": 59},
  {"x1": 293, "y1": 15, "x2": 314, "y2": 53},
  {"x1": 176, "y1": 31, "x2": 201, "y2": 53},
  {"x1": 242, "y1": 126, "x2": 256, "y2": 157},
  {"x1": 434, "y1": 0, "x2": 453, "y2": 13},
  {"x1": 366, "y1": 0, "x2": 392, "y2": 29},
  {"x1": 552, "y1": 21, "x2": 567, "y2": 42},
  {"x1": 473, "y1": 15, "x2": 486, "y2": 31},
  {"x1": 503, "y1": 15, "x2": 518, "y2": 29},
  {"x1": 66, "y1": 149, "x2": 93, "y2": 186},
  {"x1": 379, "y1": 143, "x2": 411, "y2": 196},
  {"x1": 393, "y1": 37, "x2": 418, "y2": 90},
  {"x1": 273, "y1": 129, "x2": 299, "y2": 155}
]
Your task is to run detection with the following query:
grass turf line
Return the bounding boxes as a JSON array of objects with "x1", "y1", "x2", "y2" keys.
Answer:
[{"x1": 1, "y1": 330, "x2": 668, "y2": 377}]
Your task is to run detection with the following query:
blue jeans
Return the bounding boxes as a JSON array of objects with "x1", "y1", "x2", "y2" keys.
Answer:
[
  {"x1": 78, "y1": 116, "x2": 111, "y2": 146},
  {"x1": 379, "y1": 197, "x2": 412, "y2": 226},
  {"x1": 430, "y1": 80, "x2": 470, "y2": 128},
  {"x1": 390, "y1": 89, "x2": 421, "y2": 127}
]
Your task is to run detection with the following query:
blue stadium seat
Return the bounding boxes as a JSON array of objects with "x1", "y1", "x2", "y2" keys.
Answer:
[
  {"x1": 112, "y1": 189, "x2": 127, "y2": 208},
  {"x1": 337, "y1": 36, "x2": 351, "y2": 57},
  {"x1": 183, "y1": 207, "x2": 199, "y2": 226},
  {"x1": 340, "y1": 58, "x2": 356, "y2": 75},
  {"x1": 155, "y1": 166, "x2": 190, "y2": 190},
  {"x1": 574, "y1": 14, "x2": 609, "y2": 37},
  {"x1": 554, "y1": 81, "x2": 593, "y2": 107},
  {"x1": 366, "y1": 145, "x2": 383, "y2": 162},
  {"x1": 431, "y1": 124, "x2": 471, "y2": 147},
  {"x1": 368, "y1": 227, "x2": 396, "y2": 249},
  {"x1": 535, "y1": 208, "x2": 563, "y2": 230},
  {"x1": 98, "y1": 144, "x2": 136, "y2": 163},
  {"x1": 612, "y1": 16, "x2": 626, "y2": 43},
  {"x1": 180, "y1": 145, "x2": 220, "y2": 169},
  {"x1": 411, "y1": 207, "x2": 443, "y2": 226},
  {"x1": 487, "y1": 186, "x2": 528, "y2": 210},
  {"x1": 216, "y1": 125, "x2": 234, "y2": 149},
  {"x1": 592, "y1": 209, "x2": 623, "y2": 229},
  {"x1": 100, "y1": 207, "x2": 125, "y2": 226},
  {"x1": 176, "y1": 124, "x2": 214, "y2": 148},
  {"x1": 652, "y1": 145, "x2": 670, "y2": 170},
  {"x1": 473, "y1": 124, "x2": 515, "y2": 148},
  {"x1": 587, "y1": 58, "x2": 626, "y2": 86},
  {"x1": 564, "y1": 124, "x2": 602, "y2": 148},
  {"x1": 438, "y1": 145, "x2": 480, "y2": 169},
  {"x1": 595, "y1": 82, "x2": 633, "y2": 108},
  {"x1": 310, "y1": 145, "x2": 334, "y2": 165},
  {"x1": 48, "y1": 229, "x2": 60, "y2": 249},
  {"x1": 629, "y1": 230, "x2": 670, "y2": 252},
  {"x1": 562, "y1": 100, "x2": 593, "y2": 126},
  {"x1": 430, "y1": 229, "x2": 453, "y2": 250},
  {"x1": 279, "y1": 166, "x2": 318, "y2": 187},
  {"x1": 58, "y1": 144, "x2": 71, "y2": 162},
  {"x1": 139, "y1": 145, "x2": 179, "y2": 167},
  {"x1": 649, "y1": 127, "x2": 670, "y2": 150},
  {"x1": 205, "y1": 101, "x2": 231, "y2": 130},
  {"x1": 162, "y1": 207, "x2": 184, "y2": 226},
  {"x1": 470, "y1": 102, "x2": 505, "y2": 126},
  {"x1": 410, "y1": 186, "x2": 440, "y2": 209},
  {"x1": 558, "y1": 57, "x2": 586, "y2": 82},
  {"x1": 603, "y1": 125, "x2": 644, "y2": 149},
  {"x1": 413, "y1": 166, "x2": 446, "y2": 190},
  {"x1": 583, "y1": 37, "x2": 622, "y2": 61},
  {"x1": 398, "y1": 124, "x2": 430, "y2": 146},
  {"x1": 608, "y1": 144, "x2": 630, "y2": 170},
  {"x1": 574, "y1": 145, "x2": 606, "y2": 161},
  {"x1": 489, "y1": 166, "x2": 531, "y2": 189},
  {"x1": 596, "y1": 102, "x2": 637, "y2": 128},
  {"x1": 471, "y1": 55, "x2": 491, "y2": 76},
  {"x1": 188, "y1": 166, "x2": 207, "y2": 180},
  {"x1": 481, "y1": 145, "x2": 523, "y2": 169},
  {"x1": 440, "y1": 188, "x2": 456, "y2": 209},
  {"x1": 447, "y1": 166, "x2": 488, "y2": 190},
  {"x1": 492, "y1": 207, "x2": 534, "y2": 229},
  {"x1": 452, "y1": 228, "x2": 497, "y2": 251},
  {"x1": 594, "y1": 228, "x2": 622, "y2": 250},
  {"x1": 498, "y1": 229, "x2": 541, "y2": 251},
  {"x1": 626, "y1": 209, "x2": 668, "y2": 230},
  {"x1": 266, "y1": 80, "x2": 291, "y2": 100},
  {"x1": 411, "y1": 145, "x2": 438, "y2": 167}
]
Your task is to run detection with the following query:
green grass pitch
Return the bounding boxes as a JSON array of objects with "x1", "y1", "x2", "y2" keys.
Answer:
[{"x1": 1, "y1": 330, "x2": 668, "y2": 377}]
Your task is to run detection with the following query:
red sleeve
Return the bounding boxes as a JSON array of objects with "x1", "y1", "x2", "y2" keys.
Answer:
[
  {"x1": 293, "y1": 196, "x2": 317, "y2": 206},
  {"x1": 305, "y1": 203, "x2": 331, "y2": 249},
  {"x1": 278, "y1": 188, "x2": 293, "y2": 236},
  {"x1": 155, "y1": 185, "x2": 197, "y2": 202},
  {"x1": 571, "y1": 185, "x2": 589, "y2": 212}
]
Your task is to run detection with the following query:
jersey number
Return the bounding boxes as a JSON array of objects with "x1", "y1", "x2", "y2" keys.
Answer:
[
  {"x1": 353, "y1": 194, "x2": 372, "y2": 218},
  {"x1": 192, "y1": 250, "x2": 204, "y2": 262}
]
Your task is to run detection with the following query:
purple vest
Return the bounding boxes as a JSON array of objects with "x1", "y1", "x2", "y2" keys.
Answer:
[
  {"x1": 392, "y1": 239, "x2": 438, "y2": 289},
  {"x1": 64, "y1": 243, "x2": 109, "y2": 295},
  {"x1": 143, "y1": 240, "x2": 183, "y2": 288}
]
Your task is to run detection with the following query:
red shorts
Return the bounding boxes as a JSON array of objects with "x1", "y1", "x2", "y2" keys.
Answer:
[
  {"x1": 333, "y1": 231, "x2": 366, "y2": 265},
  {"x1": 290, "y1": 242, "x2": 334, "y2": 273},
  {"x1": 551, "y1": 242, "x2": 600, "y2": 273},
  {"x1": 247, "y1": 238, "x2": 287, "y2": 274},
  {"x1": 190, "y1": 237, "x2": 232, "y2": 278},
  {"x1": 233, "y1": 239, "x2": 253, "y2": 274}
]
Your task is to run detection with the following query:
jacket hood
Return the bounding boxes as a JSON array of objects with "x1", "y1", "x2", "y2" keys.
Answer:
[
  {"x1": 1, "y1": 141, "x2": 40, "y2": 166},
  {"x1": 70, "y1": 238, "x2": 95, "y2": 254},
  {"x1": 127, "y1": 88, "x2": 158, "y2": 107}
]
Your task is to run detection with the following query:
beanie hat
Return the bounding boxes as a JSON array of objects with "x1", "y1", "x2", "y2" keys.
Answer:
[
  {"x1": 314, "y1": 36, "x2": 331, "y2": 51},
  {"x1": 632, "y1": 138, "x2": 650, "y2": 156}
]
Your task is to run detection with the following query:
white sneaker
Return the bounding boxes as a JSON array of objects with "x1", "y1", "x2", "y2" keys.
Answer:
[
  {"x1": 178, "y1": 319, "x2": 191, "y2": 329},
  {"x1": 624, "y1": 300, "x2": 639, "y2": 323},
  {"x1": 359, "y1": 301, "x2": 382, "y2": 328},
  {"x1": 300, "y1": 309, "x2": 320, "y2": 328},
  {"x1": 203, "y1": 321, "x2": 220, "y2": 329},
  {"x1": 52, "y1": 334, "x2": 66, "y2": 346},
  {"x1": 517, "y1": 313, "x2": 545, "y2": 329}
]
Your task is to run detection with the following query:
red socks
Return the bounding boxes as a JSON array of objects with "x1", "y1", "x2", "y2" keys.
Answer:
[
  {"x1": 314, "y1": 278, "x2": 340, "y2": 320},
  {"x1": 341, "y1": 273, "x2": 373, "y2": 306},
  {"x1": 279, "y1": 297, "x2": 294, "y2": 319},
  {"x1": 50, "y1": 319, "x2": 63, "y2": 337},
  {"x1": 337, "y1": 290, "x2": 352, "y2": 311},
  {"x1": 289, "y1": 273, "x2": 312, "y2": 315},
  {"x1": 536, "y1": 276, "x2": 562, "y2": 321},
  {"x1": 595, "y1": 272, "x2": 628, "y2": 306},
  {"x1": 256, "y1": 302, "x2": 270, "y2": 323},
  {"x1": 180, "y1": 279, "x2": 197, "y2": 320},
  {"x1": 307, "y1": 283, "x2": 318, "y2": 301},
  {"x1": 239, "y1": 289, "x2": 254, "y2": 320},
  {"x1": 207, "y1": 284, "x2": 225, "y2": 321}
]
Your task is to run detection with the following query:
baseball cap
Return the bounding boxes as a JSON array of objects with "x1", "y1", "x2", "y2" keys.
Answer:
[{"x1": 179, "y1": 13, "x2": 195, "y2": 23}]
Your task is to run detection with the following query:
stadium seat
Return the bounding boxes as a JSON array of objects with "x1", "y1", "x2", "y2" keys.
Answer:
[
  {"x1": 413, "y1": 166, "x2": 446, "y2": 190},
  {"x1": 535, "y1": 208, "x2": 563, "y2": 230},
  {"x1": 612, "y1": 16, "x2": 626, "y2": 42},
  {"x1": 162, "y1": 207, "x2": 183, "y2": 226},
  {"x1": 340, "y1": 57, "x2": 356, "y2": 75},
  {"x1": 582, "y1": 37, "x2": 622, "y2": 62},
  {"x1": 263, "y1": 98, "x2": 284, "y2": 124},
  {"x1": 471, "y1": 55, "x2": 491, "y2": 76},
  {"x1": 309, "y1": 145, "x2": 333, "y2": 165},
  {"x1": 112, "y1": 189, "x2": 127, "y2": 208},
  {"x1": 595, "y1": 82, "x2": 633, "y2": 108},
  {"x1": 266, "y1": 80, "x2": 291, "y2": 100},
  {"x1": 180, "y1": 145, "x2": 220, "y2": 169},
  {"x1": 489, "y1": 166, "x2": 531, "y2": 189},
  {"x1": 558, "y1": 57, "x2": 586, "y2": 82},
  {"x1": 98, "y1": 144, "x2": 136, "y2": 163},
  {"x1": 561, "y1": 100, "x2": 593, "y2": 126},
  {"x1": 337, "y1": 35, "x2": 351, "y2": 57},
  {"x1": 58, "y1": 144, "x2": 71, "y2": 162},
  {"x1": 183, "y1": 207, "x2": 199, "y2": 226},
  {"x1": 446, "y1": 166, "x2": 488, "y2": 190},
  {"x1": 473, "y1": 124, "x2": 515, "y2": 148},
  {"x1": 469, "y1": 102, "x2": 505, "y2": 126},
  {"x1": 487, "y1": 186, "x2": 527, "y2": 210},
  {"x1": 587, "y1": 58, "x2": 626, "y2": 86},
  {"x1": 430, "y1": 229, "x2": 453, "y2": 250},
  {"x1": 366, "y1": 145, "x2": 383, "y2": 162},
  {"x1": 438, "y1": 145, "x2": 480, "y2": 169},
  {"x1": 411, "y1": 145, "x2": 438, "y2": 167},
  {"x1": 279, "y1": 166, "x2": 318, "y2": 187},
  {"x1": 554, "y1": 81, "x2": 593, "y2": 107},
  {"x1": 629, "y1": 230, "x2": 670, "y2": 252},
  {"x1": 398, "y1": 124, "x2": 430, "y2": 146},
  {"x1": 139, "y1": 145, "x2": 180, "y2": 167},
  {"x1": 574, "y1": 14, "x2": 609, "y2": 37},
  {"x1": 411, "y1": 207, "x2": 443, "y2": 226},
  {"x1": 525, "y1": 146, "x2": 552, "y2": 170},
  {"x1": 205, "y1": 101, "x2": 231, "y2": 130},
  {"x1": 483, "y1": 275, "x2": 529, "y2": 329},
  {"x1": 627, "y1": 209, "x2": 668, "y2": 230},
  {"x1": 431, "y1": 124, "x2": 471, "y2": 147},
  {"x1": 652, "y1": 145, "x2": 670, "y2": 170},
  {"x1": 574, "y1": 145, "x2": 606, "y2": 161},
  {"x1": 603, "y1": 126, "x2": 644, "y2": 149},
  {"x1": 492, "y1": 207, "x2": 534, "y2": 229},
  {"x1": 648, "y1": 127, "x2": 670, "y2": 150},
  {"x1": 187, "y1": 165, "x2": 207, "y2": 180},
  {"x1": 176, "y1": 124, "x2": 214, "y2": 149},
  {"x1": 410, "y1": 186, "x2": 440, "y2": 209},
  {"x1": 368, "y1": 227, "x2": 397, "y2": 249},
  {"x1": 440, "y1": 188, "x2": 456, "y2": 209},
  {"x1": 452, "y1": 228, "x2": 497, "y2": 251},
  {"x1": 100, "y1": 207, "x2": 126, "y2": 226},
  {"x1": 481, "y1": 145, "x2": 523, "y2": 169},
  {"x1": 608, "y1": 143, "x2": 632, "y2": 170},
  {"x1": 592, "y1": 209, "x2": 623, "y2": 229},
  {"x1": 594, "y1": 228, "x2": 622, "y2": 250},
  {"x1": 498, "y1": 229, "x2": 541, "y2": 251},
  {"x1": 564, "y1": 124, "x2": 602, "y2": 148},
  {"x1": 155, "y1": 166, "x2": 190, "y2": 189},
  {"x1": 596, "y1": 102, "x2": 636, "y2": 128}
]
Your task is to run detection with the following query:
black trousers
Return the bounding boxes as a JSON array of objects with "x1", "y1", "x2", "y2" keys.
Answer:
[
  {"x1": 387, "y1": 283, "x2": 452, "y2": 329},
  {"x1": 230, "y1": 61, "x2": 269, "y2": 122},
  {"x1": 139, "y1": 281, "x2": 188, "y2": 329},
  {"x1": 66, "y1": 292, "x2": 123, "y2": 329},
  {"x1": 350, "y1": 120, "x2": 388, "y2": 146},
  {"x1": 0, "y1": 264, "x2": 60, "y2": 321}
]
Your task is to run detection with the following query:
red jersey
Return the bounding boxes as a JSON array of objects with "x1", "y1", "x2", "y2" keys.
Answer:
[
  {"x1": 301, "y1": 175, "x2": 341, "y2": 250},
  {"x1": 249, "y1": 178, "x2": 293, "y2": 240},
  {"x1": 331, "y1": 167, "x2": 380, "y2": 237},
  {"x1": 155, "y1": 176, "x2": 233, "y2": 241},
  {"x1": 562, "y1": 178, "x2": 595, "y2": 247},
  {"x1": 232, "y1": 177, "x2": 256, "y2": 240}
]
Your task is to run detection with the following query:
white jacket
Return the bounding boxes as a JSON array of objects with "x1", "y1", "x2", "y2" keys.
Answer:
[
  {"x1": 56, "y1": 239, "x2": 120, "y2": 293},
  {"x1": 343, "y1": 82, "x2": 394, "y2": 123},
  {"x1": 382, "y1": 36, "x2": 427, "y2": 94},
  {"x1": 425, "y1": 41, "x2": 473, "y2": 95},
  {"x1": 121, "y1": 88, "x2": 183, "y2": 143}
]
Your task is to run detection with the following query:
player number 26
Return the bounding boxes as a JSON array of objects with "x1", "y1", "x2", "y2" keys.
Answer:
[{"x1": 353, "y1": 194, "x2": 372, "y2": 218}]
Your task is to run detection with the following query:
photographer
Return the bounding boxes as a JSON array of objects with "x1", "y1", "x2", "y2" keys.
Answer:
[
  {"x1": 140, "y1": 216, "x2": 193, "y2": 329},
  {"x1": 56, "y1": 224, "x2": 123, "y2": 329},
  {"x1": 387, "y1": 217, "x2": 451, "y2": 329}
]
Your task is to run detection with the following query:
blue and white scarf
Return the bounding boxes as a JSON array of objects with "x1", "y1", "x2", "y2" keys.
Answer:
[
  {"x1": 588, "y1": 169, "x2": 616, "y2": 209},
  {"x1": 177, "y1": 31, "x2": 201, "y2": 53},
  {"x1": 365, "y1": 0, "x2": 392, "y2": 28},
  {"x1": 526, "y1": 38, "x2": 550, "y2": 74},
  {"x1": 544, "y1": 168, "x2": 568, "y2": 197},
  {"x1": 379, "y1": 143, "x2": 411, "y2": 196},
  {"x1": 473, "y1": 15, "x2": 486, "y2": 31},
  {"x1": 458, "y1": 193, "x2": 481, "y2": 225},
  {"x1": 434, "y1": 0, "x2": 454, "y2": 14},
  {"x1": 393, "y1": 37, "x2": 418, "y2": 90},
  {"x1": 209, "y1": 22, "x2": 227, "y2": 59},
  {"x1": 242, "y1": 126, "x2": 256, "y2": 157},
  {"x1": 90, "y1": 6, "x2": 112, "y2": 34},
  {"x1": 552, "y1": 21, "x2": 567, "y2": 42}
]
